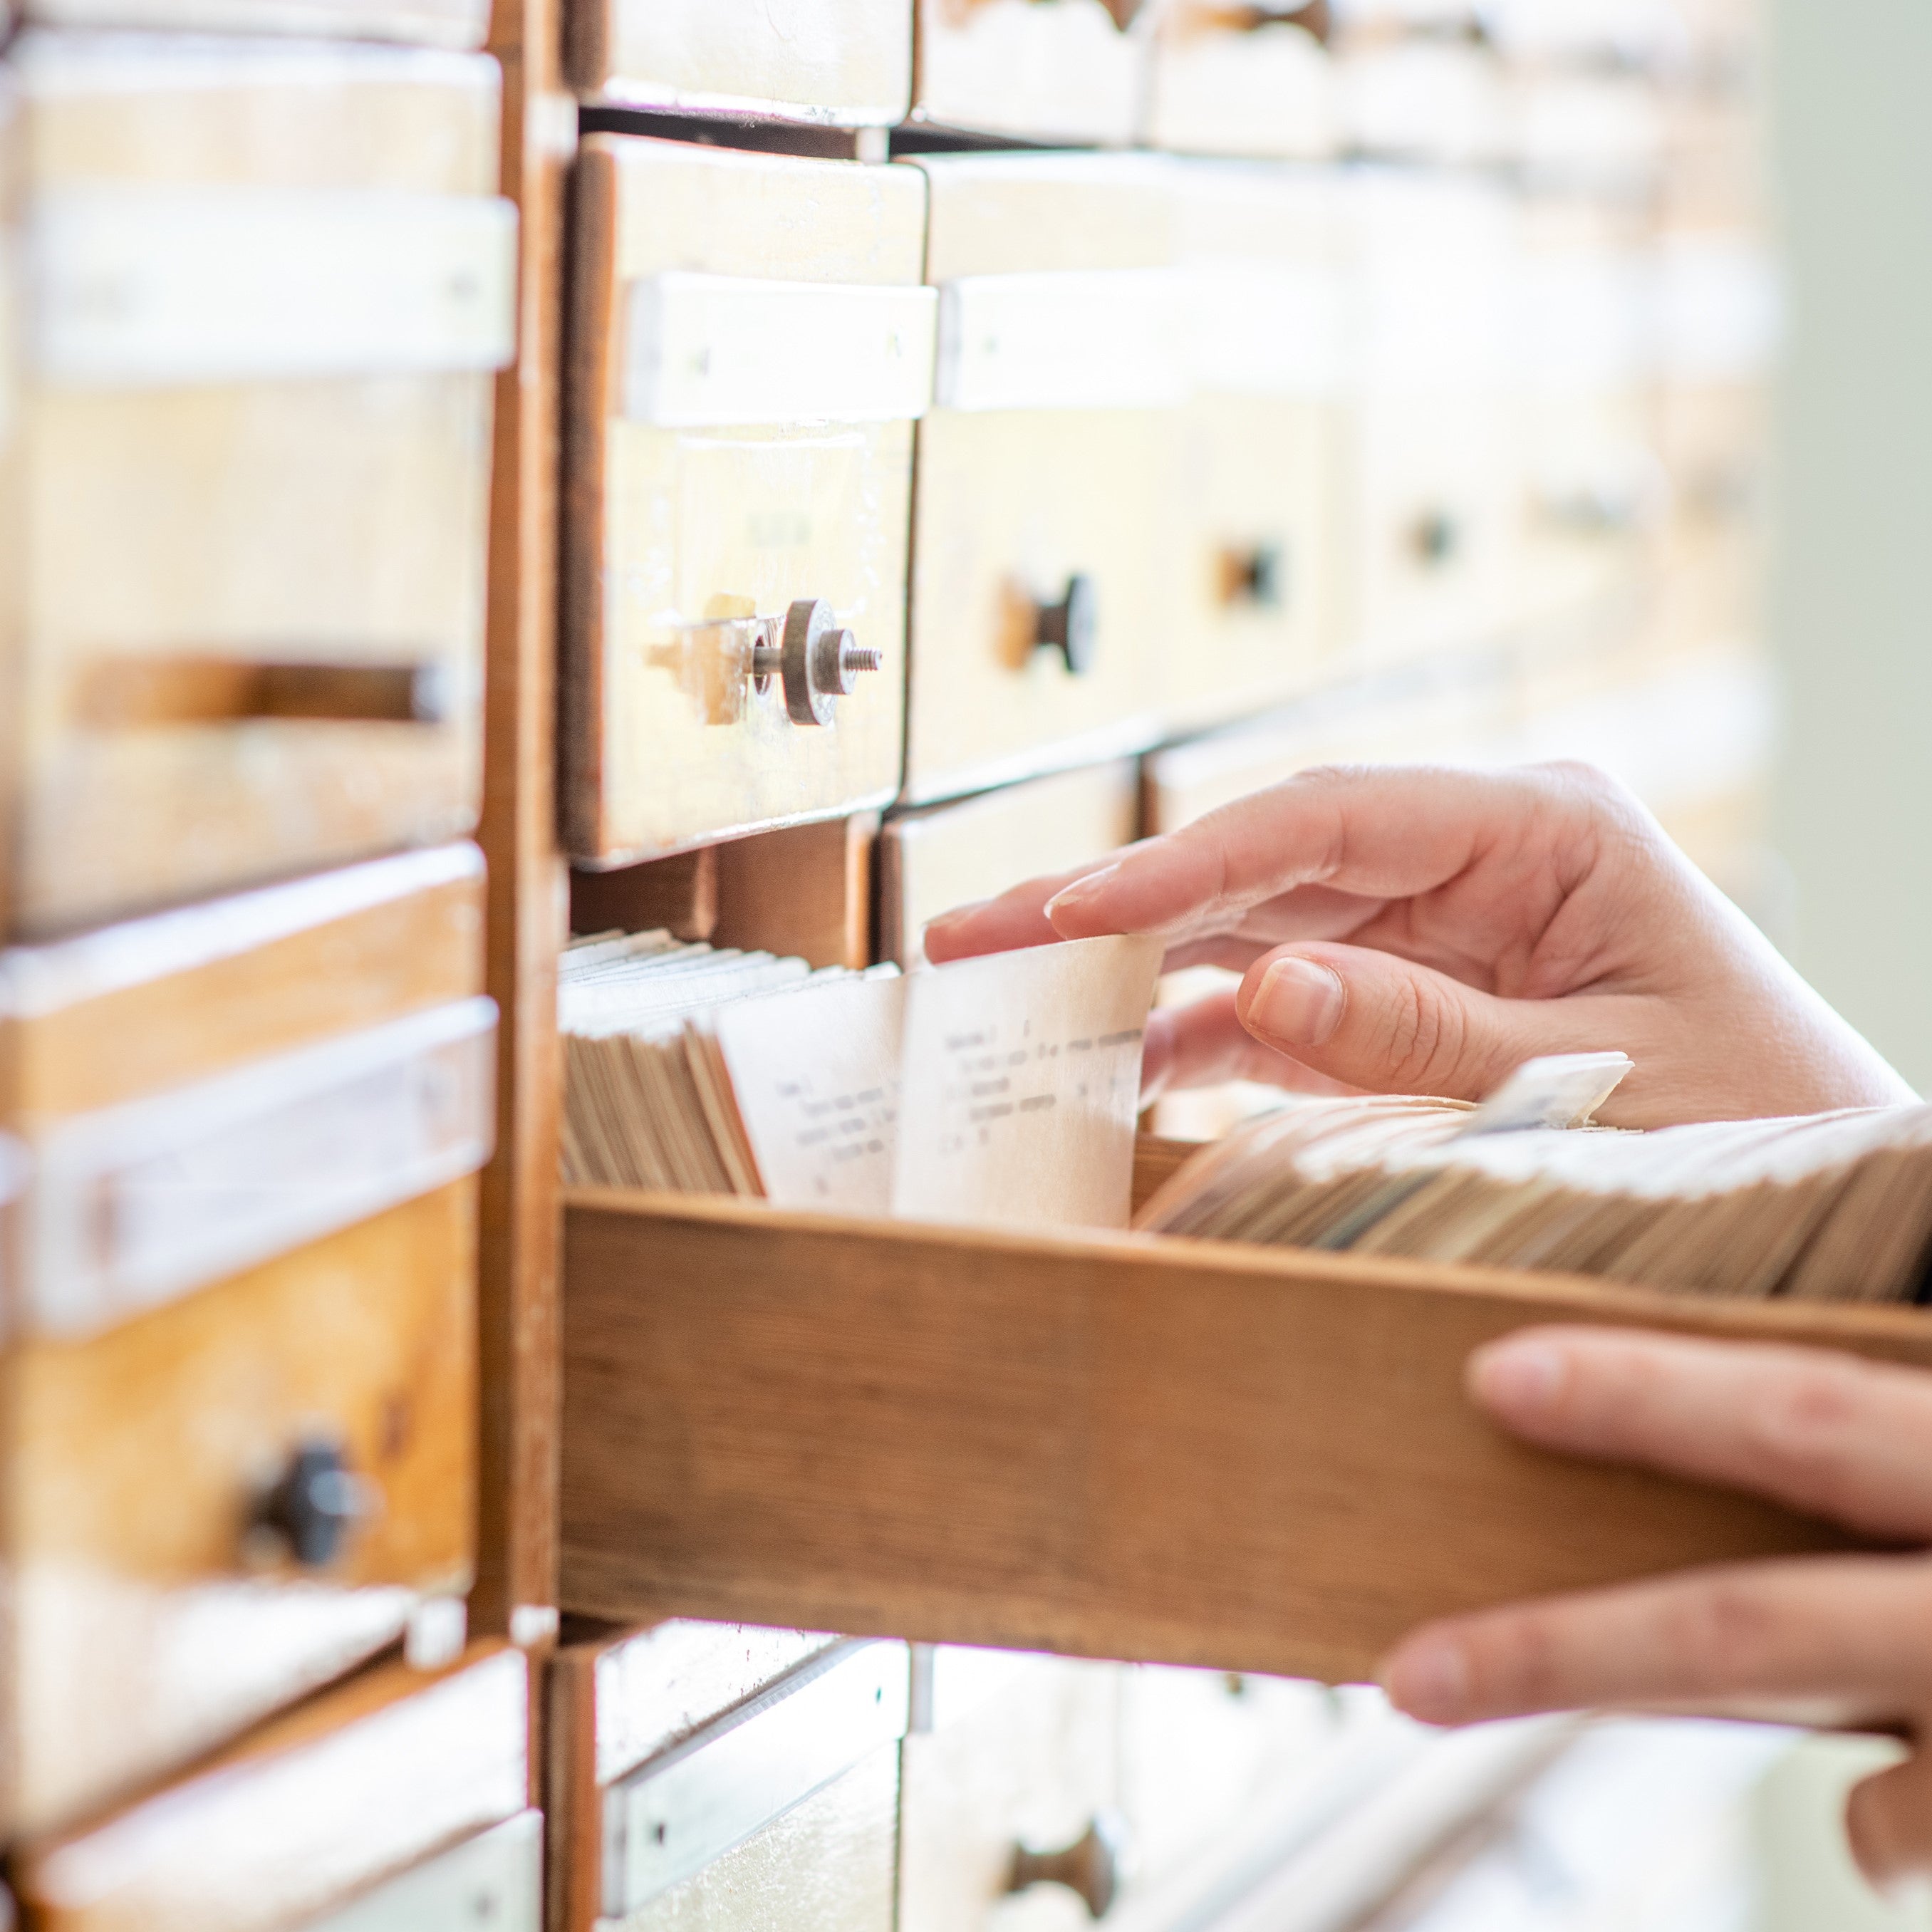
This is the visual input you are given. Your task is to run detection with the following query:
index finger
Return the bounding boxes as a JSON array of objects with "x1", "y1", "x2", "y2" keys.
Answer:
[{"x1": 1470, "y1": 1327, "x2": 1932, "y2": 1544}]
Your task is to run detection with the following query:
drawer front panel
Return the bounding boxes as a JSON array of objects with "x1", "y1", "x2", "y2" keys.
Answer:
[
  {"x1": 1145, "y1": 15, "x2": 1337, "y2": 160},
  {"x1": 10, "y1": 36, "x2": 506, "y2": 933},
  {"x1": 1163, "y1": 393, "x2": 1337, "y2": 729},
  {"x1": 14, "y1": 1180, "x2": 478, "y2": 1834},
  {"x1": 17, "y1": 1648, "x2": 530, "y2": 1932},
  {"x1": 306, "y1": 1812, "x2": 545, "y2": 1932},
  {"x1": 900, "y1": 1650, "x2": 1121, "y2": 1932},
  {"x1": 24, "y1": 0, "x2": 491, "y2": 48},
  {"x1": 906, "y1": 408, "x2": 1164, "y2": 800},
  {"x1": 913, "y1": 0, "x2": 1144, "y2": 146},
  {"x1": 617, "y1": 1745, "x2": 899, "y2": 1932},
  {"x1": 570, "y1": 0, "x2": 911, "y2": 124},
  {"x1": 565, "y1": 138, "x2": 923, "y2": 861},
  {"x1": 602, "y1": 1641, "x2": 910, "y2": 1916}
]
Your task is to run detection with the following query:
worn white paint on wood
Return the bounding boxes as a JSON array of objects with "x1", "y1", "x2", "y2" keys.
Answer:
[
  {"x1": 623, "y1": 273, "x2": 935, "y2": 427},
  {"x1": 308, "y1": 1814, "x2": 544, "y2": 1932}
]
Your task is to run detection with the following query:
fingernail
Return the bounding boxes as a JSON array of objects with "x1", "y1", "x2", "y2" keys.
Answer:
[
  {"x1": 1246, "y1": 957, "x2": 1346, "y2": 1047},
  {"x1": 1045, "y1": 863, "x2": 1122, "y2": 925},
  {"x1": 1470, "y1": 1339, "x2": 1568, "y2": 1417},
  {"x1": 1381, "y1": 1637, "x2": 1470, "y2": 1723}
]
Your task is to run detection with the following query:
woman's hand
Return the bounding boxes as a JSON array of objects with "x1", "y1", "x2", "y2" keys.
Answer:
[
  {"x1": 923, "y1": 762, "x2": 1911, "y2": 1127},
  {"x1": 1381, "y1": 1329, "x2": 1932, "y2": 1894}
]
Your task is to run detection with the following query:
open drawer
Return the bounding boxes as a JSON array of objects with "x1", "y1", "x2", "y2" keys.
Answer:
[{"x1": 560, "y1": 1167, "x2": 1932, "y2": 1686}]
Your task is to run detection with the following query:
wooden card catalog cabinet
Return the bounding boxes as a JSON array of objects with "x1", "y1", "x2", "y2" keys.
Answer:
[
  {"x1": 549, "y1": 1624, "x2": 906, "y2": 1932},
  {"x1": 910, "y1": 0, "x2": 1148, "y2": 146},
  {"x1": 1165, "y1": 162, "x2": 1342, "y2": 732},
  {"x1": 4, "y1": 33, "x2": 514, "y2": 938},
  {"x1": 1512, "y1": 201, "x2": 1662, "y2": 634},
  {"x1": 0, "y1": 845, "x2": 492, "y2": 1835},
  {"x1": 1143, "y1": 1, "x2": 1338, "y2": 160},
  {"x1": 1331, "y1": 169, "x2": 1520, "y2": 669},
  {"x1": 563, "y1": 137, "x2": 925, "y2": 866},
  {"x1": 878, "y1": 761, "x2": 1138, "y2": 966},
  {"x1": 905, "y1": 155, "x2": 1175, "y2": 803},
  {"x1": 566, "y1": 0, "x2": 911, "y2": 125},
  {"x1": 14, "y1": 1646, "x2": 534, "y2": 1932}
]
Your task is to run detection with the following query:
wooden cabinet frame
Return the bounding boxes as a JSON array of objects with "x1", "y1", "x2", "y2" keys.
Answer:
[{"x1": 561, "y1": 1184, "x2": 1932, "y2": 1686}]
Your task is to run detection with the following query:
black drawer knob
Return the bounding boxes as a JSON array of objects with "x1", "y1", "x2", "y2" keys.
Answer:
[
  {"x1": 1410, "y1": 509, "x2": 1462, "y2": 568},
  {"x1": 1222, "y1": 541, "x2": 1287, "y2": 609},
  {"x1": 1034, "y1": 575, "x2": 1098, "y2": 677},
  {"x1": 1007, "y1": 1814, "x2": 1130, "y2": 1919},
  {"x1": 255, "y1": 1435, "x2": 375, "y2": 1570}
]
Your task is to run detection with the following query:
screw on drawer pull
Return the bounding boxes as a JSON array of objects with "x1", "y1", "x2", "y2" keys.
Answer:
[
  {"x1": 750, "y1": 598, "x2": 883, "y2": 727},
  {"x1": 1219, "y1": 541, "x2": 1288, "y2": 610},
  {"x1": 1034, "y1": 575, "x2": 1099, "y2": 676},
  {"x1": 1005, "y1": 1814, "x2": 1131, "y2": 1919},
  {"x1": 247, "y1": 1433, "x2": 379, "y2": 1570},
  {"x1": 69, "y1": 655, "x2": 450, "y2": 728},
  {"x1": 1408, "y1": 509, "x2": 1463, "y2": 570}
]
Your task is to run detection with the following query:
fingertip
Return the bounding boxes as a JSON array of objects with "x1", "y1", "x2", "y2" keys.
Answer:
[
  {"x1": 1044, "y1": 862, "x2": 1124, "y2": 936},
  {"x1": 1378, "y1": 1629, "x2": 1474, "y2": 1725},
  {"x1": 1468, "y1": 1334, "x2": 1571, "y2": 1424}
]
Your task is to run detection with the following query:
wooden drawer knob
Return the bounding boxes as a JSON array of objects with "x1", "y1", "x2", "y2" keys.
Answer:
[
  {"x1": 757, "y1": 598, "x2": 883, "y2": 727},
  {"x1": 250, "y1": 1434, "x2": 378, "y2": 1570},
  {"x1": 1034, "y1": 575, "x2": 1099, "y2": 677},
  {"x1": 1408, "y1": 509, "x2": 1463, "y2": 568},
  {"x1": 1006, "y1": 1813, "x2": 1130, "y2": 1919},
  {"x1": 1220, "y1": 541, "x2": 1287, "y2": 609}
]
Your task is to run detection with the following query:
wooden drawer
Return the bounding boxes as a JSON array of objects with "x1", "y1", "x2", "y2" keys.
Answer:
[
  {"x1": 1143, "y1": 5, "x2": 1336, "y2": 160},
  {"x1": 4, "y1": 33, "x2": 511, "y2": 938},
  {"x1": 910, "y1": 0, "x2": 1148, "y2": 146},
  {"x1": 17, "y1": 0, "x2": 490, "y2": 46},
  {"x1": 558, "y1": 1185, "x2": 1932, "y2": 1687},
  {"x1": 549, "y1": 1625, "x2": 906, "y2": 1932},
  {"x1": 900, "y1": 1648, "x2": 1123, "y2": 1932},
  {"x1": 562, "y1": 136, "x2": 924, "y2": 864},
  {"x1": 14, "y1": 1646, "x2": 530, "y2": 1932},
  {"x1": 880, "y1": 762, "x2": 1138, "y2": 965},
  {"x1": 905, "y1": 155, "x2": 1175, "y2": 803},
  {"x1": 1334, "y1": 34, "x2": 1507, "y2": 167},
  {"x1": 566, "y1": 0, "x2": 910, "y2": 123}
]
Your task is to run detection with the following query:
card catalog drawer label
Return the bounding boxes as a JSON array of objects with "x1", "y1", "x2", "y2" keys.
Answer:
[
  {"x1": 622, "y1": 271, "x2": 936, "y2": 427},
  {"x1": 29, "y1": 997, "x2": 497, "y2": 1336},
  {"x1": 603, "y1": 1640, "x2": 909, "y2": 1916},
  {"x1": 936, "y1": 269, "x2": 1185, "y2": 414},
  {"x1": 29, "y1": 187, "x2": 519, "y2": 386}
]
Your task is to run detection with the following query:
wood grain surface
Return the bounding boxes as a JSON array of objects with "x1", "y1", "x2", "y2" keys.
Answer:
[
  {"x1": 710, "y1": 814, "x2": 878, "y2": 971},
  {"x1": 473, "y1": 0, "x2": 568, "y2": 1645},
  {"x1": 15, "y1": 1645, "x2": 529, "y2": 1932},
  {"x1": 561, "y1": 1191, "x2": 1932, "y2": 1687}
]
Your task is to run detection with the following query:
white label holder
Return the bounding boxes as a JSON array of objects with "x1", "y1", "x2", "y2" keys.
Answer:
[
  {"x1": 622, "y1": 271, "x2": 937, "y2": 427},
  {"x1": 28, "y1": 186, "x2": 519, "y2": 387}
]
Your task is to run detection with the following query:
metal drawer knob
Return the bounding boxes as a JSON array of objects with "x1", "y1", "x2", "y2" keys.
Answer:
[
  {"x1": 252, "y1": 1434, "x2": 377, "y2": 1570},
  {"x1": 1409, "y1": 509, "x2": 1462, "y2": 568},
  {"x1": 752, "y1": 598, "x2": 882, "y2": 727},
  {"x1": 1220, "y1": 541, "x2": 1287, "y2": 609},
  {"x1": 1006, "y1": 1814, "x2": 1129, "y2": 1919},
  {"x1": 1034, "y1": 575, "x2": 1098, "y2": 677}
]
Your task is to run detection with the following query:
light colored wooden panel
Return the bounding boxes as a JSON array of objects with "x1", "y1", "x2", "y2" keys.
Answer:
[
  {"x1": 900, "y1": 1651, "x2": 1121, "y2": 1932},
  {"x1": 1, "y1": 843, "x2": 484, "y2": 1125},
  {"x1": 915, "y1": 150, "x2": 1173, "y2": 284},
  {"x1": 563, "y1": 138, "x2": 918, "y2": 861},
  {"x1": 568, "y1": 0, "x2": 910, "y2": 124},
  {"x1": 306, "y1": 1813, "x2": 544, "y2": 1932},
  {"x1": 15, "y1": 1646, "x2": 529, "y2": 1932},
  {"x1": 710, "y1": 814, "x2": 878, "y2": 970},
  {"x1": 880, "y1": 763, "x2": 1138, "y2": 965},
  {"x1": 912, "y1": 0, "x2": 1147, "y2": 146},
  {"x1": 616, "y1": 1745, "x2": 899, "y2": 1932},
  {"x1": 10, "y1": 1180, "x2": 478, "y2": 1834},
  {"x1": 23, "y1": 0, "x2": 491, "y2": 48},
  {"x1": 10, "y1": 36, "x2": 506, "y2": 933},
  {"x1": 1144, "y1": 9, "x2": 1337, "y2": 160},
  {"x1": 560, "y1": 1190, "x2": 1932, "y2": 1688}
]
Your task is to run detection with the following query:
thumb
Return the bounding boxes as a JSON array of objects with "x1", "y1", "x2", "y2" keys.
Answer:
[{"x1": 1233, "y1": 942, "x2": 1617, "y2": 1102}]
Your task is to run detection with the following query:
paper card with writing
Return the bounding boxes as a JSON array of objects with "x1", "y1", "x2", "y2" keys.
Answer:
[
  {"x1": 893, "y1": 934, "x2": 1165, "y2": 1232},
  {"x1": 712, "y1": 974, "x2": 907, "y2": 1215}
]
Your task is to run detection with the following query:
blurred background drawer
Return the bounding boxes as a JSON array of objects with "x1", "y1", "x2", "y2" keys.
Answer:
[
  {"x1": 0, "y1": 846, "x2": 490, "y2": 1835},
  {"x1": 900, "y1": 1647, "x2": 1123, "y2": 1932},
  {"x1": 4, "y1": 33, "x2": 512, "y2": 937},
  {"x1": 906, "y1": 154, "x2": 1174, "y2": 803},
  {"x1": 567, "y1": 0, "x2": 910, "y2": 123},
  {"x1": 1165, "y1": 161, "x2": 1342, "y2": 731},
  {"x1": 562, "y1": 135, "x2": 923, "y2": 865},
  {"x1": 549, "y1": 1625, "x2": 905, "y2": 1932},
  {"x1": 1143, "y1": 1, "x2": 1336, "y2": 160},
  {"x1": 15, "y1": 0, "x2": 490, "y2": 46},
  {"x1": 910, "y1": 0, "x2": 1148, "y2": 146},
  {"x1": 880, "y1": 760, "x2": 1138, "y2": 965},
  {"x1": 14, "y1": 1646, "x2": 530, "y2": 1932}
]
